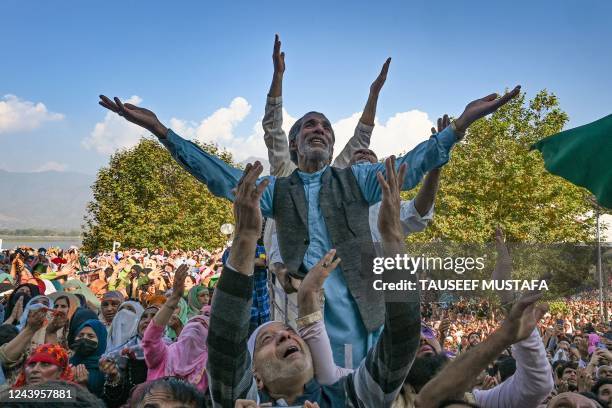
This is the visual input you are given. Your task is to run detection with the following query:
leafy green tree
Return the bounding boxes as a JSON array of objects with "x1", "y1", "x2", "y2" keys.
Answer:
[
  {"x1": 82, "y1": 137, "x2": 235, "y2": 253},
  {"x1": 405, "y1": 90, "x2": 596, "y2": 244}
]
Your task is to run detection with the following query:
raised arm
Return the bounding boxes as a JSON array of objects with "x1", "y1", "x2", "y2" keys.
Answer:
[
  {"x1": 152, "y1": 264, "x2": 188, "y2": 328},
  {"x1": 416, "y1": 293, "x2": 547, "y2": 408},
  {"x1": 352, "y1": 158, "x2": 421, "y2": 407},
  {"x1": 98, "y1": 97, "x2": 275, "y2": 216},
  {"x1": 332, "y1": 58, "x2": 391, "y2": 169},
  {"x1": 263, "y1": 34, "x2": 295, "y2": 176},
  {"x1": 297, "y1": 250, "x2": 350, "y2": 385},
  {"x1": 1, "y1": 308, "x2": 46, "y2": 363},
  {"x1": 473, "y1": 329, "x2": 554, "y2": 408},
  {"x1": 353, "y1": 86, "x2": 522, "y2": 204},
  {"x1": 207, "y1": 162, "x2": 269, "y2": 407},
  {"x1": 412, "y1": 115, "x2": 449, "y2": 216}
]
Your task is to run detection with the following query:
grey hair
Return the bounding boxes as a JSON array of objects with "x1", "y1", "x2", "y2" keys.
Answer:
[{"x1": 288, "y1": 111, "x2": 334, "y2": 165}]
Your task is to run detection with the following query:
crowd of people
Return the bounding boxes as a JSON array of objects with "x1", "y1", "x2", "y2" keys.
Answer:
[{"x1": 0, "y1": 34, "x2": 609, "y2": 407}]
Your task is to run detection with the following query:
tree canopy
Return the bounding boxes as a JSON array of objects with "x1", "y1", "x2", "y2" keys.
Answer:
[
  {"x1": 81, "y1": 137, "x2": 234, "y2": 253},
  {"x1": 405, "y1": 89, "x2": 597, "y2": 244}
]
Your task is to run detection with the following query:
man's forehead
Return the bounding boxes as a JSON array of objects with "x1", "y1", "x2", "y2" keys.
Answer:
[
  {"x1": 301, "y1": 112, "x2": 330, "y2": 125},
  {"x1": 257, "y1": 322, "x2": 291, "y2": 341}
]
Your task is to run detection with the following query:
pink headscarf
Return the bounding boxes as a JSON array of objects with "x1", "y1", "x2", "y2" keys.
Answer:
[
  {"x1": 588, "y1": 333, "x2": 600, "y2": 355},
  {"x1": 164, "y1": 307, "x2": 210, "y2": 390}
]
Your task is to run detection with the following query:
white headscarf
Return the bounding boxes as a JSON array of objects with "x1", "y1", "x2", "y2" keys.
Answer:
[{"x1": 106, "y1": 301, "x2": 144, "y2": 351}]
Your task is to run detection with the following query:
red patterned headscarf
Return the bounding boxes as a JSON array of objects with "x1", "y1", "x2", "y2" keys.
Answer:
[{"x1": 14, "y1": 344, "x2": 73, "y2": 388}]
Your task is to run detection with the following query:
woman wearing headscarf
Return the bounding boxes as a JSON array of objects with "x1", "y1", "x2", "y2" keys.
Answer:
[
  {"x1": 0, "y1": 308, "x2": 47, "y2": 388},
  {"x1": 3, "y1": 284, "x2": 40, "y2": 323},
  {"x1": 46, "y1": 292, "x2": 79, "y2": 347},
  {"x1": 141, "y1": 265, "x2": 208, "y2": 391},
  {"x1": 100, "y1": 305, "x2": 160, "y2": 407},
  {"x1": 106, "y1": 301, "x2": 144, "y2": 351},
  {"x1": 13, "y1": 343, "x2": 73, "y2": 387},
  {"x1": 69, "y1": 319, "x2": 107, "y2": 397},
  {"x1": 62, "y1": 279, "x2": 101, "y2": 310},
  {"x1": 186, "y1": 286, "x2": 210, "y2": 319},
  {"x1": 98, "y1": 291, "x2": 124, "y2": 329},
  {"x1": 67, "y1": 308, "x2": 98, "y2": 348},
  {"x1": 15, "y1": 296, "x2": 54, "y2": 352}
]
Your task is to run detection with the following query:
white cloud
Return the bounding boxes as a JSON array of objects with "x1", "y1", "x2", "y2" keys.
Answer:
[
  {"x1": 170, "y1": 98, "x2": 433, "y2": 164},
  {"x1": 34, "y1": 161, "x2": 68, "y2": 172},
  {"x1": 89, "y1": 94, "x2": 434, "y2": 169},
  {"x1": 0, "y1": 94, "x2": 64, "y2": 134},
  {"x1": 307, "y1": 110, "x2": 434, "y2": 161},
  {"x1": 82, "y1": 96, "x2": 148, "y2": 154}
]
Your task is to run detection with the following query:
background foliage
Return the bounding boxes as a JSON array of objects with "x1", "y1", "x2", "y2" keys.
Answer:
[{"x1": 82, "y1": 138, "x2": 234, "y2": 253}]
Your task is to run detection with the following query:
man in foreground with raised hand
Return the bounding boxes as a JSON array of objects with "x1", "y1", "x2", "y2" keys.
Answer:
[{"x1": 207, "y1": 158, "x2": 420, "y2": 407}]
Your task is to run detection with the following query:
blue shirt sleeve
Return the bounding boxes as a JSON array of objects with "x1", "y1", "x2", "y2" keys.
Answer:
[
  {"x1": 352, "y1": 126, "x2": 457, "y2": 204},
  {"x1": 160, "y1": 129, "x2": 275, "y2": 217}
]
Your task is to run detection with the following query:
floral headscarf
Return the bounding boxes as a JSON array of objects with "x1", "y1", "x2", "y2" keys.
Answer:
[{"x1": 13, "y1": 343, "x2": 73, "y2": 387}]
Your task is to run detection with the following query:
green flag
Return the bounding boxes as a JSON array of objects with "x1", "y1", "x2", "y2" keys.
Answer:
[{"x1": 533, "y1": 114, "x2": 612, "y2": 208}]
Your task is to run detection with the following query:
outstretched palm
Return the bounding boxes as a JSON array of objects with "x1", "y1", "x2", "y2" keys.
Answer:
[
  {"x1": 455, "y1": 85, "x2": 521, "y2": 132},
  {"x1": 370, "y1": 57, "x2": 391, "y2": 95},
  {"x1": 98, "y1": 95, "x2": 167, "y2": 138}
]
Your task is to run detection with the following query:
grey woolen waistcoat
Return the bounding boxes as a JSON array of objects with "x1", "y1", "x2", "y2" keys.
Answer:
[{"x1": 273, "y1": 166, "x2": 384, "y2": 332}]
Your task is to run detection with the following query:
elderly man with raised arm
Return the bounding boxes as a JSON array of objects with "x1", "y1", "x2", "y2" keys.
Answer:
[{"x1": 100, "y1": 50, "x2": 520, "y2": 367}]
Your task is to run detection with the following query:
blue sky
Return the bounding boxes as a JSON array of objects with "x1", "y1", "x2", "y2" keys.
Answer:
[{"x1": 1, "y1": 0, "x2": 611, "y2": 175}]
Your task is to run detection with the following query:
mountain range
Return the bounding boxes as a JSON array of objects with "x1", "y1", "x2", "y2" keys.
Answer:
[{"x1": 0, "y1": 170, "x2": 94, "y2": 231}]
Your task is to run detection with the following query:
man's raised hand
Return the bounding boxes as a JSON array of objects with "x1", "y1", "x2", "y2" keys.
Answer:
[
  {"x1": 98, "y1": 95, "x2": 168, "y2": 139},
  {"x1": 370, "y1": 57, "x2": 391, "y2": 96},
  {"x1": 454, "y1": 85, "x2": 521, "y2": 133},
  {"x1": 233, "y1": 162, "x2": 269, "y2": 239},
  {"x1": 298, "y1": 249, "x2": 341, "y2": 317},
  {"x1": 431, "y1": 114, "x2": 451, "y2": 135},
  {"x1": 376, "y1": 156, "x2": 407, "y2": 242},
  {"x1": 272, "y1": 34, "x2": 285, "y2": 76},
  {"x1": 500, "y1": 291, "x2": 548, "y2": 344}
]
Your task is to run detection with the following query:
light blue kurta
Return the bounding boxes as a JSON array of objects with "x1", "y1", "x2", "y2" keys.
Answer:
[{"x1": 160, "y1": 127, "x2": 457, "y2": 366}]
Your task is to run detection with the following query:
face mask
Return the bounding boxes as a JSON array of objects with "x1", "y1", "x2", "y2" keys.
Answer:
[{"x1": 72, "y1": 338, "x2": 98, "y2": 356}]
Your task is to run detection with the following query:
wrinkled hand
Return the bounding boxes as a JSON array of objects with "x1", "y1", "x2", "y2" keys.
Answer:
[
  {"x1": 98, "y1": 95, "x2": 167, "y2": 139},
  {"x1": 99, "y1": 358, "x2": 119, "y2": 380},
  {"x1": 438, "y1": 318, "x2": 451, "y2": 337},
  {"x1": 431, "y1": 114, "x2": 450, "y2": 135},
  {"x1": 454, "y1": 85, "x2": 521, "y2": 133},
  {"x1": 272, "y1": 263, "x2": 298, "y2": 294},
  {"x1": 376, "y1": 156, "x2": 407, "y2": 242},
  {"x1": 72, "y1": 364, "x2": 89, "y2": 384},
  {"x1": 556, "y1": 379, "x2": 569, "y2": 394},
  {"x1": 370, "y1": 57, "x2": 391, "y2": 96},
  {"x1": 10, "y1": 296, "x2": 25, "y2": 321},
  {"x1": 170, "y1": 264, "x2": 189, "y2": 300},
  {"x1": 46, "y1": 310, "x2": 67, "y2": 333},
  {"x1": 576, "y1": 337, "x2": 589, "y2": 356},
  {"x1": 168, "y1": 314, "x2": 182, "y2": 330},
  {"x1": 500, "y1": 291, "x2": 547, "y2": 344},
  {"x1": 233, "y1": 162, "x2": 269, "y2": 239},
  {"x1": 298, "y1": 250, "x2": 341, "y2": 317},
  {"x1": 26, "y1": 308, "x2": 47, "y2": 332},
  {"x1": 576, "y1": 367, "x2": 593, "y2": 392},
  {"x1": 481, "y1": 375, "x2": 498, "y2": 390},
  {"x1": 272, "y1": 34, "x2": 285, "y2": 75}
]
